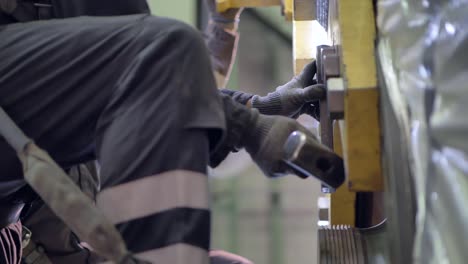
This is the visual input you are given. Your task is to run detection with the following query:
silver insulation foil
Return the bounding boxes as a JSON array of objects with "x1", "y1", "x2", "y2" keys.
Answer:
[{"x1": 377, "y1": 0, "x2": 468, "y2": 263}]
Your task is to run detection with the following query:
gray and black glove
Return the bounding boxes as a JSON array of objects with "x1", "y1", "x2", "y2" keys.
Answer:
[
  {"x1": 212, "y1": 94, "x2": 331, "y2": 178},
  {"x1": 251, "y1": 61, "x2": 325, "y2": 119},
  {"x1": 242, "y1": 111, "x2": 319, "y2": 177}
]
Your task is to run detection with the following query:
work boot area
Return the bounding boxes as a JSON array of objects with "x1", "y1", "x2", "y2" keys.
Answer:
[{"x1": 1, "y1": 1, "x2": 467, "y2": 264}]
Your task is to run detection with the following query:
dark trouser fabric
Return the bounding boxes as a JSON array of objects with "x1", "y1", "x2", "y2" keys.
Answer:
[
  {"x1": 0, "y1": 14, "x2": 225, "y2": 262},
  {"x1": 0, "y1": 222, "x2": 22, "y2": 264}
]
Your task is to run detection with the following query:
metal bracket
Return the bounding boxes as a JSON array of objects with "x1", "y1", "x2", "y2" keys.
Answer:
[
  {"x1": 316, "y1": 45, "x2": 344, "y2": 147},
  {"x1": 316, "y1": 45, "x2": 344, "y2": 193}
]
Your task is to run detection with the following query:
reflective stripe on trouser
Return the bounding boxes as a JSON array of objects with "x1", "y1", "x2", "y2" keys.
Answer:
[
  {"x1": 101, "y1": 243, "x2": 207, "y2": 264},
  {"x1": 97, "y1": 170, "x2": 208, "y2": 224},
  {"x1": 97, "y1": 170, "x2": 210, "y2": 263}
]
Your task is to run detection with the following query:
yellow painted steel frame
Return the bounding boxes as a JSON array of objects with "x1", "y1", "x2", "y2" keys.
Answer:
[
  {"x1": 216, "y1": 0, "x2": 293, "y2": 20},
  {"x1": 338, "y1": 0, "x2": 382, "y2": 192},
  {"x1": 215, "y1": 0, "x2": 382, "y2": 225},
  {"x1": 217, "y1": 0, "x2": 280, "y2": 12},
  {"x1": 328, "y1": 0, "x2": 383, "y2": 226},
  {"x1": 330, "y1": 0, "x2": 383, "y2": 191},
  {"x1": 330, "y1": 121, "x2": 356, "y2": 225}
]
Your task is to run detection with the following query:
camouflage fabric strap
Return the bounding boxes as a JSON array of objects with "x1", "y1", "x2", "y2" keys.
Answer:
[
  {"x1": 21, "y1": 162, "x2": 102, "y2": 264},
  {"x1": 0, "y1": 107, "x2": 130, "y2": 262}
]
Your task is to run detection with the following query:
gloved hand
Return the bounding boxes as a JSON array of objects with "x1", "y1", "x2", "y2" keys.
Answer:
[
  {"x1": 212, "y1": 94, "x2": 331, "y2": 180},
  {"x1": 240, "y1": 109, "x2": 320, "y2": 177},
  {"x1": 251, "y1": 61, "x2": 325, "y2": 119}
]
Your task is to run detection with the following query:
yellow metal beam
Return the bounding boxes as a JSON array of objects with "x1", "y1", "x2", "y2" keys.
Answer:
[
  {"x1": 216, "y1": 0, "x2": 281, "y2": 12},
  {"x1": 284, "y1": 0, "x2": 293, "y2": 20},
  {"x1": 328, "y1": 0, "x2": 382, "y2": 227},
  {"x1": 330, "y1": 121, "x2": 356, "y2": 226},
  {"x1": 293, "y1": 20, "x2": 316, "y2": 75},
  {"x1": 216, "y1": 0, "x2": 293, "y2": 20},
  {"x1": 338, "y1": 0, "x2": 383, "y2": 191}
]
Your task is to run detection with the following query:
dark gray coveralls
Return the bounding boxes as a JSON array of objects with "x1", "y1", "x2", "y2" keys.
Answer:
[{"x1": 0, "y1": 0, "x2": 244, "y2": 262}]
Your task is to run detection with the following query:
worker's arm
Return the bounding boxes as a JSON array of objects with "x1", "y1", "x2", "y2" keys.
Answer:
[
  {"x1": 211, "y1": 93, "x2": 339, "y2": 179},
  {"x1": 204, "y1": 0, "x2": 242, "y2": 87},
  {"x1": 220, "y1": 61, "x2": 325, "y2": 119},
  {"x1": 205, "y1": 1, "x2": 324, "y2": 119}
]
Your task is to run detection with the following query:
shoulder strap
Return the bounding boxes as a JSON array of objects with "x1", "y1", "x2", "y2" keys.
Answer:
[{"x1": 0, "y1": 107, "x2": 130, "y2": 262}]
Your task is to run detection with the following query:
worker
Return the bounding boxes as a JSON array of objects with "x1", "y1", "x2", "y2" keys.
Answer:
[
  {"x1": 11, "y1": 1, "x2": 323, "y2": 263},
  {"x1": 0, "y1": 0, "x2": 325, "y2": 263}
]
